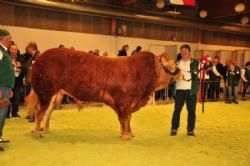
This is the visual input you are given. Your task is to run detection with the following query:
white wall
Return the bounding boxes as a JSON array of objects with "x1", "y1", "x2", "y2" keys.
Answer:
[{"x1": 4, "y1": 25, "x2": 249, "y2": 58}]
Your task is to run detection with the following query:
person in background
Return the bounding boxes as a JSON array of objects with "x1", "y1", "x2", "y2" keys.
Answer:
[
  {"x1": 24, "y1": 42, "x2": 40, "y2": 96},
  {"x1": 117, "y1": 44, "x2": 129, "y2": 56},
  {"x1": 59, "y1": 44, "x2": 65, "y2": 48},
  {"x1": 93, "y1": 49, "x2": 100, "y2": 56},
  {"x1": 131, "y1": 46, "x2": 142, "y2": 56},
  {"x1": 225, "y1": 61, "x2": 241, "y2": 104},
  {"x1": 0, "y1": 28, "x2": 15, "y2": 151},
  {"x1": 211, "y1": 56, "x2": 224, "y2": 100},
  {"x1": 7, "y1": 44, "x2": 26, "y2": 118},
  {"x1": 170, "y1": 44, "x2": 199, "y2": 137},
  {"x1": 88, "y1": 50, "x2": 94, "y2": 54},
  {"x1": 199, "y1": 60, "x2": 211, "y2": 101},
  {"x1": 222, "y1": 59, "x2": 231, "y2": 101},
  {"x1": 241, "y1": 61, "x2": 250, "y2": 100},
  {"x1": 207, "y1": 57, "x2": 223, "y2": 100},
  {"x1": 102, "y1": 52, "x2": 108, "y2": 56}
]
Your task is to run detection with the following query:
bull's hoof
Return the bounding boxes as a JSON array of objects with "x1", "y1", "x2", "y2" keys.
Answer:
[
  {"x1": 120, "y1": 134, "x2": 132, "y2": 141},
  {"x1": 32, "y1": 131, "x2": 42, "y2": 138}
]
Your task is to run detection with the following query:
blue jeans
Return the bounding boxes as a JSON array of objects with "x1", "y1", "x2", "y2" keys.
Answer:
[{"x1": 0, "y1": 87, "x2": 11, "y2": 138}]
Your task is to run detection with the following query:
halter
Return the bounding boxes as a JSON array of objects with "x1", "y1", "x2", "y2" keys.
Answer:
[{"x1": 159, "y1": 57, "x2": 180, "y2": 76}]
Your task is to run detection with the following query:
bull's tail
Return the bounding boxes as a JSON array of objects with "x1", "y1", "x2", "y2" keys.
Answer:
[{"x1": 25, "y1": 89, "x2": 40, "y2": 121}]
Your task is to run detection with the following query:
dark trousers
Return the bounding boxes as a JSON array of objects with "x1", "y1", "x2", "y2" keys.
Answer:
[
  {"x1": 242, "y1": 82, "x2": 250, "y2": 97},
  {"x1": 208, "y1": 80, "x2": 220, "y2": 99},
  {"x1": 171, "y1": 90, "x2": 197, "y2": 132},
  {"x1": 7, "y1": 79, "x2": 22, "y2": 117}
]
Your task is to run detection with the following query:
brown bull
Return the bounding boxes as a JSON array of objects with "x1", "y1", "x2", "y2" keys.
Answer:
[{"x1": 31, "y1": 48, "x2": 181, "y2": 140}]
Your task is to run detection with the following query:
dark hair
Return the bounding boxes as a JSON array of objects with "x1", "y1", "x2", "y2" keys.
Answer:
[
  {"x1": 59, "y1": 44, "x2": 65, "y2": 48},
  {"x1": 245, "y1": 61, "x2": 250, "y2": 66},
  {"x1": 121, "y1": 44, "x2": 129, "y2": 50},
  {"x1": 136, "y1": 46, "x2": 142, "y2": 51},
  {"x1": 27, "y1": 42, "x2": 38, "y2": 50},
  {"x1": 180, "y1": 44, "x2": 191, "y2": 51}
]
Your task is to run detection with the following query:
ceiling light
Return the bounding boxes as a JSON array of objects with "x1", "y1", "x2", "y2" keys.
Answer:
[
  {"x1": 199, "y1": 10, "x2": 208, "y2": 18},
  {"x1": 156, "y1": 0, "x2": 165, "y2": 9},
  {"x1": 241, "y1": 15, "x2": 249, "y2": 25},
  {"x1": 235, "y1": 3, "x2": 246, "y2": 13}
]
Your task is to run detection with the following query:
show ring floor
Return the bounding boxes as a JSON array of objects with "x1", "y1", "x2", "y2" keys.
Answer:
[{"x1": 1, "y1": 101, "x2": 249, "y2": 166}]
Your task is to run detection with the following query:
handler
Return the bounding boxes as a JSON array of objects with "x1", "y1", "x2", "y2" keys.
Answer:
[{"x1": 170, "y1": 44, "x2": 199, "y2": 136}]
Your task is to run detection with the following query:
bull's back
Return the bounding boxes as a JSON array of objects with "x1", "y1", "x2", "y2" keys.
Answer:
[{"x1": 32, "y1": 48, "x2": 157, "y2": 104}]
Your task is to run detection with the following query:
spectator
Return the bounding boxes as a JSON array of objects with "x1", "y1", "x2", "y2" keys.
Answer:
[
  {"x1": 102, "y1": 52, "x2": 108, "y2": 56},
  {"x1": 131, "y1": 46, "x2": 142, "y2": 56},
  {"x1": 222, "y1": 59, "x2": 231, "y2": 100},
  {"x1": 225, "y1": 61, "x2": 241, "y2": 104},
  {"x1": 88, "y1": 50, "x2": 94, "y2": 54},
  {"x1": 0, "y1": 28, "x2": 15, "y2": 151},
  {"x1": 59, "y1": 44, "x2": 65, "y2": 48},
  {"x1": 93, "y1": 49, "x2": 100, "y2": 56},
  {"x1": 241, "y1": 61, "x2": 250, "y2": 100},
  {"x1": 24, "y1": 42, "x2": 40, "y2": 96},
  {"x1": 117, "y1": 44, "x2": 129, "y2": 56},
  {"x1": 209, "y1": 56, "x2": 224, "y2": 100},
  {"x1": 207, "y1": 57, "x2": 223, "y2": 100},
  {"x1": 7, "y1": 44, "x2": 26, "y2": 118}
]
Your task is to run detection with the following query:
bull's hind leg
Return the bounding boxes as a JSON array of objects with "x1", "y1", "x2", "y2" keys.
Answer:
[
  {"x1": 33, "y1": 105, "x2": 47, "y2": 138},
  {"x1": 43, "y1": 95, "x2": 58, "y2": 133}
]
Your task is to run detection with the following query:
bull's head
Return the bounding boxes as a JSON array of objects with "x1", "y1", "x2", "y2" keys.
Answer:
[{"x1": 158, "y1": 53, "x2": 182, "y2": 81}]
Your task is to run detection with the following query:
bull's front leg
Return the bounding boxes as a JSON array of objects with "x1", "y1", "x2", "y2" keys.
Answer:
[{"x1": 118, "y1": 112, "x2": 133, "y2": 140}]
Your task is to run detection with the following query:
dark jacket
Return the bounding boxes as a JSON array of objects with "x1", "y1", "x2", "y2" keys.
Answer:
[
  {"x1": 117, "y1": 50, "x2": 127, "y2": 56},
  {"x1": 226, "y1": 66, "x2": 241, "y2": 87}
]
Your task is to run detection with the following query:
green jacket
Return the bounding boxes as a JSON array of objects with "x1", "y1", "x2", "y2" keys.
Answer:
[
  {"x1": 226, "y1": 66, "x2": 240, "y2": 87},
  {"x1": 0, "y1": 45, "x2": 15, "y2": 88},
  {"x1": 173, "y1": 58, "x2": 199, "y2": 96}
]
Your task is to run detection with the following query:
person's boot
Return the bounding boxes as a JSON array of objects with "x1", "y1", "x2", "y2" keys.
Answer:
[
  {"x1": 170, "y1": 129, "x2": 177, "y2": 136},
  {"x1": 187, "y1": 131, "x2": 196, "y2": 136}
]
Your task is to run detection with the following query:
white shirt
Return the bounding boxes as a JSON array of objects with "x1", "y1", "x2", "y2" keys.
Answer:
[
  {"x1": 176, "y1": 59, "x2": 192, "y2": 90},
  {"x1": 0, "y1": 44, "x2": 7, "y2": 61}
]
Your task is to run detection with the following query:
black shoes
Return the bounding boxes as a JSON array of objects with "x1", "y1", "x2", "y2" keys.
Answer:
[
  {"x1": 232, "y1": 100, "x2": 239, "y2": 104},
  {"x1": 170, "y1": 130, "x2": 196, "y2": 136},
  {"x1": 12, "y1": 114, "x2": 21, "y2": 118},
  {"x1": 170, "y1": 129, "x2": 177, "y2": 136},
  {"x1": 225, "y1": 100, "x2": 239, "y2": 104},
  {"x1": 187, "y1": 131, "x2": 196, "y2": 137},
  {"x1": 0, "y1": 139, "x2": 10, "y2": 151},
  {"x1": 0, "y1": 139, "x2": 10, "y2": 143}
]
